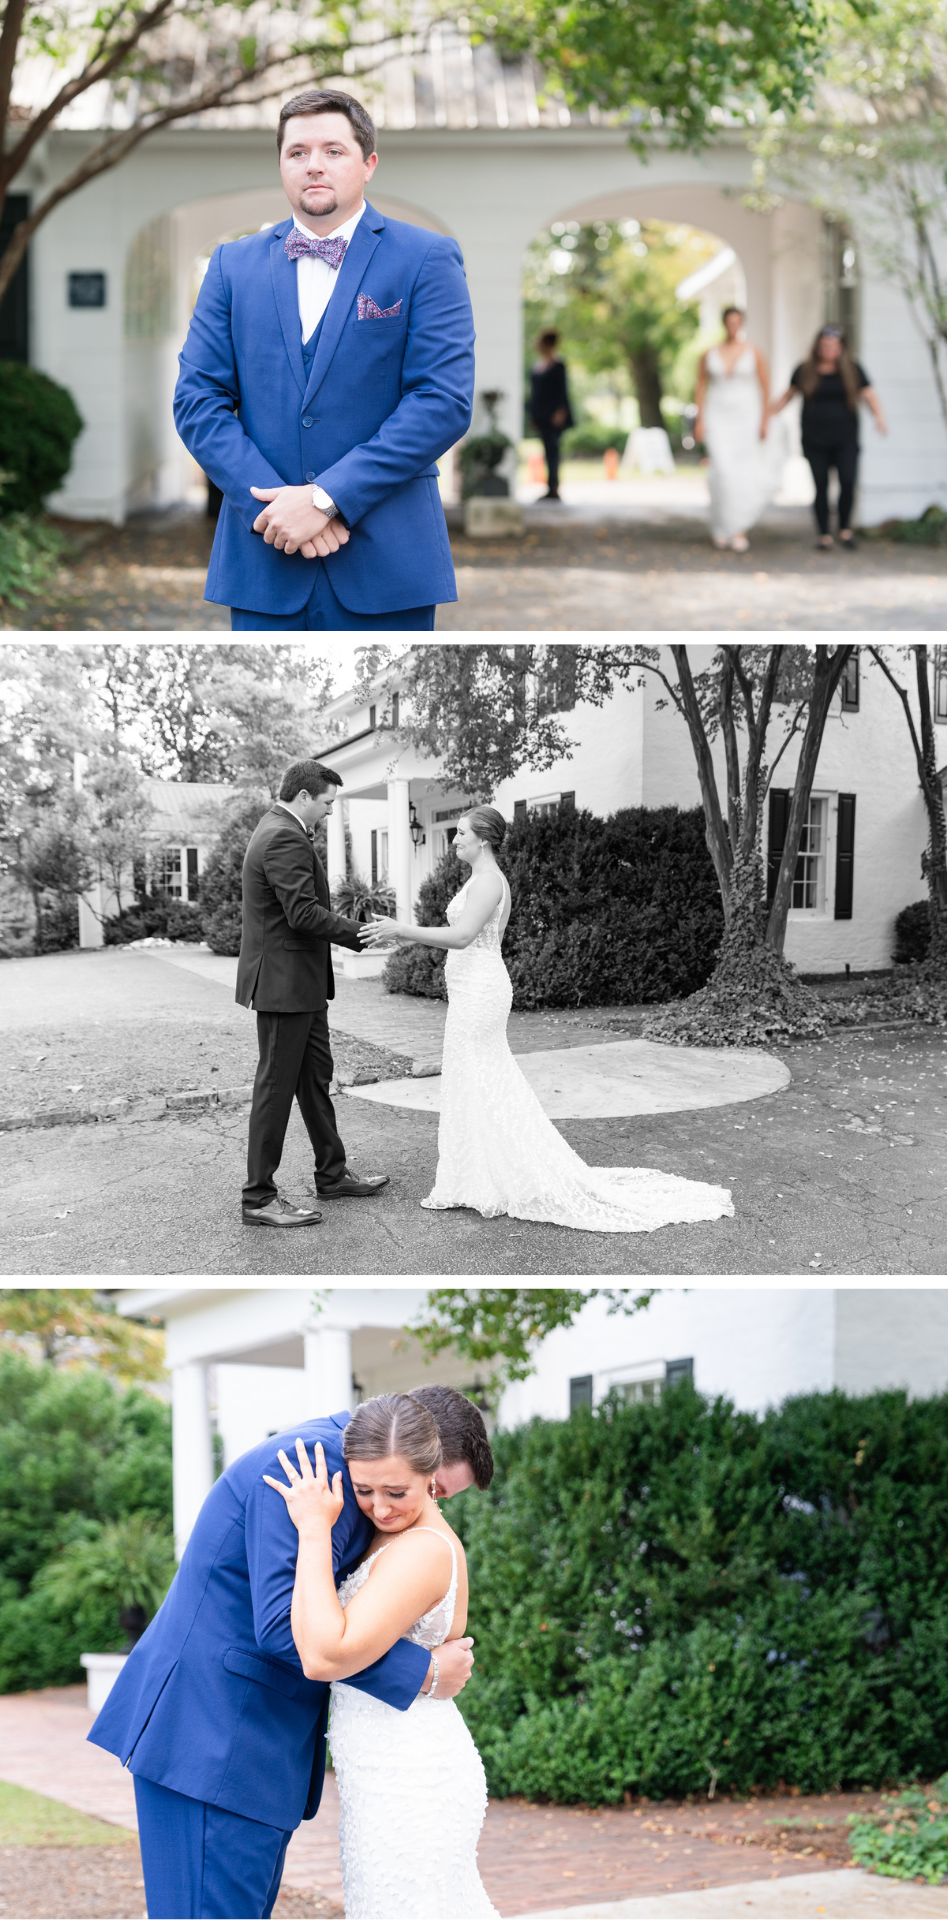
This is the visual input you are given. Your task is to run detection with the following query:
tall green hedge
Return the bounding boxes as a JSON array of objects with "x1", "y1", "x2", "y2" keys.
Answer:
[
  {"x1": 383, "y1": 804, "x2": 724, "y2": 1009},
  {"x1": 0, "y1": 1352, "x2": 172, "y2": 1692},
  {"x1": 449, "y1": 1385, "x2": 948, "y2": 1802}
]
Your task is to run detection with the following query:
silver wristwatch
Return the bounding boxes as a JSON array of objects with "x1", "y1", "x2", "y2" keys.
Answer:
[{"x1": 311, "y1": 485, "x2": 338, "y2": 520}]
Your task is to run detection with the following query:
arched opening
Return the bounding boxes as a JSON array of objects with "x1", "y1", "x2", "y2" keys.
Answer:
[{"x1": 517, "y1": 182, "x2": 827, "y2": 513}]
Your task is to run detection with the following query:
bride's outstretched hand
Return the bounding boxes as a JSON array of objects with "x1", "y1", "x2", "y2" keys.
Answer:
[
  {"x1": 263, "y1": 1439, "x2": 344, "y2": 1537},
  {"x1": 359, "y1": 915, "x2": 408, "y2": 947}
]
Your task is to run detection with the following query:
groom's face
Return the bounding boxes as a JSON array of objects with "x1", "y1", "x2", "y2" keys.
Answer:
[{"x1": 279, "y1": 113, "x2": 379, "y2": 234}]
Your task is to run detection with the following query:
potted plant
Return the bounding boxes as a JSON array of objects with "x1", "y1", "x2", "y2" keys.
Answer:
[
  {"x1": 331, "y1": 871, "x2": 397, "y2": 978},
  {"x1": 37, "y1": 1514, "x2": 176, "y2": 1712}
]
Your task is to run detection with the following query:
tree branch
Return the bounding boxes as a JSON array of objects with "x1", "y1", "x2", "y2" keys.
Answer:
[{"x1": 670, "y1": 644, "x2": 733, "y2": 906}]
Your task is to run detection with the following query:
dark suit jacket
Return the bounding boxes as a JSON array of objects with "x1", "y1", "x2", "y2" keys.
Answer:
[
  {"x1": 236, "y1": 805, "x2": 363, "y2": 1014},
  {"x1": 529, "y1": 358, "x2": 574, "y2": 431},
  {"x1": 87, "y1": 1413, "x2": 430, "y2": 1830}
]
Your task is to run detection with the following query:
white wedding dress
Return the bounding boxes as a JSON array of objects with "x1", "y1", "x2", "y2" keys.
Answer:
[
  {"x1": 420, "y1": 877, "x2": 734, "y2": 1233},
  {"x1": 329, "y1": 1532, "x2": 499, "y2": 1919},
  {"x1": 704, "y1": 344, "x2": 783, "y2": 542}
]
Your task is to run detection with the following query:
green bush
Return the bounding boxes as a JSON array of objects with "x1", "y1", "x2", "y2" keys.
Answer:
[
  {"x1": 0, "y1": 364, "x2": 84, "y2": 516},
  {"x1": 331, "y1": 872, "x2": 396, "y2": 923},
  {"x1": 0, "y1": 1351, "x2": 172, "y2": 1692},
  {"x1": 560, "y1": 423, "x2": 626, "y2": 458},
  {"x1": 198, "y1": 795, "x2": 266, "y2": 956},
  {"x1": 448, "y1": 1385, "x2": 948, "y2": 1803},
  {"x1": 383, "y1": 807, "x2": 724, "y2": 1009},
  {"x1": 848, "y1": 1776, "x2": 948, "y2": 1883},
  {"x1": 0, "y1": 512, "x2": 64, "y2": 607},
  {"x1": 893, "y1": 899, "x2": 933, "y2": 965},
  {"x1": 867, "y1": 506, "x2": 947, "y2": 547},
  {"x1": 33, "y1": 895, "x2": 79, "y2": 953},
  {"x1": 103, "y1": 895, "x2": 205, "y2": 945}
]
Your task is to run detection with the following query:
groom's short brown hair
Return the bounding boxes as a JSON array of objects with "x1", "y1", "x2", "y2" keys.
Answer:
[
  {"x1": 409, "y1": 1385, "x2": 494, "y2": 1488},
  {"x1": 278, "y1": 760, "x2": 342, "y2": 802}
]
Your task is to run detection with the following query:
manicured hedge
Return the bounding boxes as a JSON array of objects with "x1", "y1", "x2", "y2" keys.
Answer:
[
  {"x1": 893, "y1": 900, "x2": 933, "y2": 966},
  {"x1": 0, "y1": 363, "x2": 84, "y2": 516},
  {"x1": 383, "y1": 804, "x2": 724, "y2": 1008},
  {"x1": 0, "y1": 1352, "x2": 172, "y2": 1692},
  {"x1": 449, "y1": 1385, "x2": 948, "y2": 1802}
]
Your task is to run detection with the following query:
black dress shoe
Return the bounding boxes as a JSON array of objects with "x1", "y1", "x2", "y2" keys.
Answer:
[
  {"x1": 316, "y1": 1171, "x2": 391, "y2": 1198},
  {"x1": 242, "y1": 1197, "x2": 323, "y2": 1227}
]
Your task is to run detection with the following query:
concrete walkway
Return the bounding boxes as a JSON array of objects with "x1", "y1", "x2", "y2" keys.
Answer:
[
  {"x1": 519, "y1": 1874, "x2": 948, "y2": 1918},
  {"x1": 349, "y1": 1038, "x2": 790, "y2": 1119}
]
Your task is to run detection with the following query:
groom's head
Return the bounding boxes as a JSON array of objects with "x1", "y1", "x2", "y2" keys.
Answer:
[
  {"x1": 278, "y1": 758, "x2": 342, "y2": 832},
  {"x1": 278, "y1": 89, "x2": 378, "y2": 234},
  {"x1": 409, "y1": 1384, "x2": 494, "y2": 1496}
]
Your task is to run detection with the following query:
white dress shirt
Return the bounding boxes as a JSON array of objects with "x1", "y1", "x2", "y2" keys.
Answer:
[{"x1": 294, "y1": 203, "x2": 366, "y2": 345}]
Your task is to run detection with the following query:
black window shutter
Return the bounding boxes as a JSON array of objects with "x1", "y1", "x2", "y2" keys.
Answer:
[
  {"x1": 767, "y1": 790, "x2": 790, "y2": 904},
  {"x1": 370, "y1": 830, "x2": 378, "y2": 886},
  {"x1": 513, "y1": 800, "x2": 527, "y2": 821},
  {"x1": 561, "y1": 790, "x2": 576, "y2": 810},
  {"x1": 569, "y1": 1375, "x2": 593, "y2": 1413},
  {"x1": 186, "y1": 848, "x2": 199, "y2": 900},
  {"x1": 835, "y1": 794, "x2": 856, "y2": 920}
]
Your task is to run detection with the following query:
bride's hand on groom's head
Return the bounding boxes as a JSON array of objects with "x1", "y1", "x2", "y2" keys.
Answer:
[{"x1": 263, "y1": 1438, "x2": 344, "y2": 1537}]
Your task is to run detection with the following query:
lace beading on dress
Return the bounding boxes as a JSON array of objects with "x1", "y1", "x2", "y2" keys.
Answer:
[
  {"x1": 420, "y1": 880, "x2": 734, "y2": 1233},
  {"x1": 330, "y1": 1531, "x2": 499, "y2": 1919}
]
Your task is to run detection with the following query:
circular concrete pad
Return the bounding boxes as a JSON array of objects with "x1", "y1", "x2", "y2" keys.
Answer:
[{"x1": 344, "y1": 1038, "x2": 790, "y2": 1119}]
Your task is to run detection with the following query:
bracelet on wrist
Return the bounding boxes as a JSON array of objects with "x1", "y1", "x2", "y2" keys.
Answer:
[{"x1": 425, "y1": 1653, "x2": 439, "y2": 1699}]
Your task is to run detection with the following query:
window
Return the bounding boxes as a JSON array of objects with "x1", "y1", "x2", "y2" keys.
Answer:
[
  {"x1": 569, "y1": 1375, "x2": 593, "y2": 1413},
  {"x1": 535, "y1": 646, "x2": 578, "y2": 715},
  {"x1": 154, "y1": 847, "x2": 183, "y2": 898},
  {"x1": 840, "y1": 654, "x2": 859, "y2": 711},
  {"x1": 791, "y1": 798, "x2": 828, "y2": 911},
  {"x1": 935, "y1": 646, "x2": 947, "y2": 723},
  {"x1": 618, "y1": 1377, "x2": 663, "y2": 1407}
]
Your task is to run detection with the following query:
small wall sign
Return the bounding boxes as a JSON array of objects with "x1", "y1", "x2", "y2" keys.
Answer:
[{"x1": 68, "y1": 272, "x2": 107, "y2": 308}]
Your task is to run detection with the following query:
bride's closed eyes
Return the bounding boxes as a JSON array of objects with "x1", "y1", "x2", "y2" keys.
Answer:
[{"x1": 353, "y1": 1484, "x2": 409, "y2": 1499}]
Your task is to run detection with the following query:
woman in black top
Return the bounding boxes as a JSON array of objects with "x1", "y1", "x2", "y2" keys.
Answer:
[
  {"x1": 770, "y1": 326, "x2": 887, "y2": 548},
  {"x1": 529, "y1": 330, "x2": 574, "y2": 501}
]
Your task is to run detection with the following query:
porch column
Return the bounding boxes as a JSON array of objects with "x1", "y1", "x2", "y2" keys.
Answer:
[
  {"x1": 172, "y1": 1361, "x2": 214, "y2": 1557},
  {"x1": 326, "y1": 799, "x2": 347, "y2": 892},
  {"x1": 387, "y1": 777, "x2": 413, "y2": 924},
  {"x1": 304, "y1": 1326, "x2": 354, "y2": 1417}
]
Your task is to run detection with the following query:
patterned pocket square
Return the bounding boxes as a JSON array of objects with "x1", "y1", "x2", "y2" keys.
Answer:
[{"x1": 357, "y1": 294, "x2": 403, "y2": 320}]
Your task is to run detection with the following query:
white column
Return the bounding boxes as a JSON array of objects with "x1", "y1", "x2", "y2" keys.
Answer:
[
  {"x1": 387, "y1": 777, "x2": 413, "y2": 924},
  {"x1": 304, "y1": 1326, "x2": 354, "y2": 1416},
  {"x1": 326, "y1": 799, "x2": 347, "y2": 893},
  {"x1": 172, "y1": 1362, "x2": 215, "y2": 1558}
]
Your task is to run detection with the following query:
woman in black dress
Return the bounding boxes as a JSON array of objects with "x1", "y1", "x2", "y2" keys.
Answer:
[
  {"x1": 529, "y1": 330, "x2": 574, "y2": 501},
  {"x1": 769, "y1": 326, "x2": 887, "y2": 548}
]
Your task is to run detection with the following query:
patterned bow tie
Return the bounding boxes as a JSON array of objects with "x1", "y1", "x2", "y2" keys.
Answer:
[{"x1": 285, "y1": 230, "x2": 348, "y2": 269}]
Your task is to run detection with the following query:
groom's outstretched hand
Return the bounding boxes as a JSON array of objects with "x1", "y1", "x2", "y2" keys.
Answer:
[{"x1": 431, "y1": 1637, "x2": 475, "y2": 1698}]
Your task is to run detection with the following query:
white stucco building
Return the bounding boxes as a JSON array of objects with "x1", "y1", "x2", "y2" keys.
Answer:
[
  {"x1": 6, "y1": 31, "x2": 946, "y2": 528},
  {"x1": 316, "y1": 642, "x2": 945, "y2": 978},
  {"x1": 115, "y1": 1285, "x2": 948, "y2": 1553}
]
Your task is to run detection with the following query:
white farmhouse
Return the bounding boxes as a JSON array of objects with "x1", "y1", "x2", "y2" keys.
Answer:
[
  {"x1": 115, "y1": 1285, "x2": 948, "y2": 1553},
  {"x1": 315, "y1": 643, "x2": 946, "y2": 980}
]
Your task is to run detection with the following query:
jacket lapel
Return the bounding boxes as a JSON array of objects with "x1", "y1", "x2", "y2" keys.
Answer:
[
  {"x1": 269, "y1": 224, "x2": 306, "y2": 397},
  {"x1": 302, "y1": 204, "x2": 385, "y2": 408}
]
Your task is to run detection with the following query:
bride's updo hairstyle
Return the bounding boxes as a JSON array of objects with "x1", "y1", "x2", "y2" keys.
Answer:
[
  {"x1": 342, "y1": 1392, "x2": 443, "y2": 1477},
  {"x1": 464, "y1": 805, "x2": 506, "y2": 853}
]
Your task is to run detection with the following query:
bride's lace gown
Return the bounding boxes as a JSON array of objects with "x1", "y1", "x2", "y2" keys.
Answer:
[
  {"x1": 704, "y1": 344, "x2": 783, "y2": 542},
  {"x1": 420, "y1": 877, "x2": 734, "y2": 1233},
  {"x1": 330, "y1": 1532, "x2": 499, "y2": 1919}
]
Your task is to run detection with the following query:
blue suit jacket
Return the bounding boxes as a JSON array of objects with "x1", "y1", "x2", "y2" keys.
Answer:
[
  {"x1": 87, "y1": 1412, "x2": 430, "y2": 1830},
  {"x1": 173, "y1": 204, "x2": 475, "y2": 617}
]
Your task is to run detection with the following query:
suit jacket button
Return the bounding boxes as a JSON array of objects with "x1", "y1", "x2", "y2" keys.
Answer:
[{"x1": 302, "y1": 416, "x2": 314, "y2": 428}]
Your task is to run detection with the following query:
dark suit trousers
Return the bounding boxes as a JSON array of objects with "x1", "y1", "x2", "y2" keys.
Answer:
[
  {"x1": 134, "y1": 1775, "x2": 292, "y2": 1919},
  {"x1": 540, "y1": 427, "x2": 563, "y2": 493},
  {"x1": 243, "y1": 1008, "x2": 347, "y2": 1205}
]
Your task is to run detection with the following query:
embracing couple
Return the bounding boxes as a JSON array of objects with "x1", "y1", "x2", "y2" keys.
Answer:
[
  {"x1": 233, "y1": 758, "x2": 733, "y2": 1236},
  {"x1": 89, "y1": 1386, "x2": 499, "y2": 1917}
]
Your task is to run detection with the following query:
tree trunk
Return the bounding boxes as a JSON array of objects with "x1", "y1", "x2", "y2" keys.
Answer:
[
  {"x1": 629, "y1": 349, "x2": 665, "y2": 430},
  {"x1": 765, "y1": 646, "x2": 853, "y2": 953}
]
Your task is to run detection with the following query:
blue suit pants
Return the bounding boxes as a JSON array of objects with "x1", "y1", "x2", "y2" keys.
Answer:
[
  {"x1": 134, "y1": 1774, "x2": 294, "y2": 1919},
  {"x1": 230, "y1": 558, "x2": 436, "y2": 630}
]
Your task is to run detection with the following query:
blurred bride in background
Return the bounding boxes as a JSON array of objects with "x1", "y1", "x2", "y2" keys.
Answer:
[{"x1": 695, "y1": 306, "x2": 783, "y2": 553}]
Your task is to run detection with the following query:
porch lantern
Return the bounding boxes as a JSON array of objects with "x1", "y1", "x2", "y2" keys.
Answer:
[{"x1": 409, "y1": 800, "x2": 426, "y2": 849}]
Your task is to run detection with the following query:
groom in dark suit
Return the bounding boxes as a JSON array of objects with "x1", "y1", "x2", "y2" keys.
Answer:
[
  {"x1": 173, "y1": 88, "x2": 475, "y2": 630},
  {"x1": 237, "y1": 758, "x2": 388, "y2": 1227}
]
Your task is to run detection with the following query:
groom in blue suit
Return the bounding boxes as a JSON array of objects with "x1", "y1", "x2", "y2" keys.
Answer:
[
  {"x1": 173, "y1": 88, "x2": 475, "y2": 630},
  {"x1": 88, "y1": 1404, "x2": 478, "y2": 1918}
]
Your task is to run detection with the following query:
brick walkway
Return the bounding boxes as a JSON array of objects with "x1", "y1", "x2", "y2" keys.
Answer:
[
  {"x1": 329, "y1": 975, "x2": 646, "y2": 1069},
  {"x1": 0, "y1": 1687, "x2": 903, "y2": 1917}
]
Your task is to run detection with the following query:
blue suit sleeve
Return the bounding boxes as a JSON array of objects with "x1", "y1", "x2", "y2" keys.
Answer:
[
  {"x1": 246, "y1": 1468, "x2": 431, "y2": 1709},
  {"x1": 314, "y1": 237, "x2": 475, "y2": 526},
  {"x1": 174, "y1": 247, "x2": 289, "y2": 531}
]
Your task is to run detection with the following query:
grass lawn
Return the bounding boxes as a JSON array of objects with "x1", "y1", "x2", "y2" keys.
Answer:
[{"x1": 0, "y1": 1780, "x2": 135, "y2": 1848}]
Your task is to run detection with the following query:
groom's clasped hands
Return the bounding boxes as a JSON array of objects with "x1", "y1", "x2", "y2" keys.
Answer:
[{"x1": 249, "y1": 485, "x2": 351, "y2": 559}]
